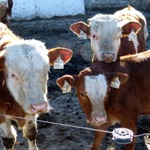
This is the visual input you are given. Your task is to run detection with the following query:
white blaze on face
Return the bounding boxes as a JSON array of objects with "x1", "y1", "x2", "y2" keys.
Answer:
[
  {"x1": 5, "y1": 39, "x2": 50, "y2": 114},
  {"x1": 85, "y1": 74, "x2": 108, "y2": 124},
  {"x1": 88, "y1": 14, "x2": 122, "y2": 61}
]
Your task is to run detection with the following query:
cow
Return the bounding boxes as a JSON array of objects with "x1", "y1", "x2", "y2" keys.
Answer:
[
  {"x1": 57, "y1": 50, "x2": 150, "y2": 150},
  {"x1": 0, "y1": 0, "x2": 13, "y2": 26},
  {"x1": 70, "y1": 5, "x2": 148, "y2": 63},
  {"x1": 0, "y1": 22, "x2": 73, "y2": 150}
]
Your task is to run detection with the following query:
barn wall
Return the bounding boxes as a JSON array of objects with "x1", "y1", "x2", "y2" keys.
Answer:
[
  {"x1": 11, "y1": 0, "x2": 150, "y2": 20},
  {"x1": 12, "y1": 0, "x2": 85, "y2": 20}
]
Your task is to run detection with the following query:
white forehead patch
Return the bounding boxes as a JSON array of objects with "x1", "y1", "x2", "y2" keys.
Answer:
[
  {"x1": 85, "y1": 74, "x2": 108, "y2": 111},
  {"x1": 5, "y1": 39, "x2": 49, "y2": 74},
  {"x1": 89, "y1": 14, "x2": 121, "y2": 37}
]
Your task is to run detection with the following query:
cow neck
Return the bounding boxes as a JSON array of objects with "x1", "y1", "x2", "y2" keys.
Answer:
[{"x1": 105, "y1": 87, "x2": 118, "y2": 112}]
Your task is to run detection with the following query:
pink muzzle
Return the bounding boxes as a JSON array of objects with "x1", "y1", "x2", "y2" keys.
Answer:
[
  {"x1": 91, "y1": 115, "x2": 107, "y2": 126},
  {"x1": 102, "y1": 53, "x2": 115, "y2": 63},
  {"x1": 30, "y1": 102, "x2": 48, "y2": 114}
]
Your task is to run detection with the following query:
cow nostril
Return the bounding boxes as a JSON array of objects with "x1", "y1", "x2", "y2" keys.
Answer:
[
  {"x1": 112, "y1": 53, "x2": 115, "y2": 59},
  {"x1": 30, "y1": 104, "x2": 37, "y2": 114}
]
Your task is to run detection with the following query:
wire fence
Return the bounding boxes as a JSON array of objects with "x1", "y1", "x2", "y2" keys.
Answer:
[{"x1": 0, "y1": 113, "x2": 149, "y2": 140}]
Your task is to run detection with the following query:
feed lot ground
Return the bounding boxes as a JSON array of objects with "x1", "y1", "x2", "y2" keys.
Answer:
[{"x1": 0, "y1": 8, "x2": 150, "y2": 150}]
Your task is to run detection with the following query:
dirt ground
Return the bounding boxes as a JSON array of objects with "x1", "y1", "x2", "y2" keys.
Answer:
[{"x1": 0, "y1": 8, "x2": 150, "y2": 150}]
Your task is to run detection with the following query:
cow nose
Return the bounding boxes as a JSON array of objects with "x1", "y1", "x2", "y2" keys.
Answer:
[
  {"x1": 92, "y1": 115, "x2": 107, "y2": 126},
  {"x1": 102, "y1": 53, "x2": 115, "y2": 63},
  {"x1": 30, "y1": 102, "x2": 48, "y2": 114}
]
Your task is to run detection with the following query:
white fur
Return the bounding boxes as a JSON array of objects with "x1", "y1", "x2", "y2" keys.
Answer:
[
  {"x1": 0, "y1": 119, "x2": 17, "y2": 150},
  {"x1": 5, "y1": 39, "x2": 49, "y2": 114},
  {"x1": 88, "y1": 14, "x2": 121, "y2": 61},
  {"x1": 0, "y1": 119, "x2": 17, "y2": 139},
  {"x1": 85, "y1": 75, "x2": 108, "y2": 117}
]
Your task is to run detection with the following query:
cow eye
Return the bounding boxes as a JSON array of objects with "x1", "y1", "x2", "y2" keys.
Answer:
[
  {"x1": 93, "y1": 35, "x2": 96, "y2": 38},
  {"x1": 11, "y1": 74, "x2": 15, "y2": 77},
  {"x1": 92, "y1": 35, "x2": 99, "y2": 40},
  {"x1": 11, "y1": 74, "x2": 18, "y2": 80},
  {"x1": 80, "y1": 92, "x2": 86, "y2": 97}
]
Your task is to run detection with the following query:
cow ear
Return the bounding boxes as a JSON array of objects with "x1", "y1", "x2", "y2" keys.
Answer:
[
  {"x1": 0, "y1": 41, "x2": 11, "y2": 51},
  {"x1": 118, "y1": 20, "x2": 141, "y2": 35},
  {"x1": 48, "y1": 47, "x2": 73, "y2": 66},
  {"x1": 56, "y1": 75, "x2": 78, "y2": 90},
  {"x1": 107, "y1": 72, "x2": 128, "y2": 89},
  {"x1": 112, "y1": 73, "x2": 129, "y2": 85},
  {"x1": 0, "y1": 50, "x2": 6, "y2": 71},
  {"x1": 70, "y1": 21, "x2": 90, "y2": 37}
]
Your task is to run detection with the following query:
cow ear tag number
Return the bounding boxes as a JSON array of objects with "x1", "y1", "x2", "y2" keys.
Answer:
[
  {"x1": 78, "y1": 31, "x2": 88, "y2": 39},
  {"x1": 128, "y1": 30, "x2": 137, "y2": 42},
  {"x1": 54, "y1": 56, "x2": 64, "y2": 69},
  {"x1": 110, "y1": 77, "x2": 120, "y2": 89},
  {"x1": 112, "y1": 128, "x2": 133, "y2": 144},
  {"x1": 62, "y1": 80, "x2": 71, "y2": 93}
]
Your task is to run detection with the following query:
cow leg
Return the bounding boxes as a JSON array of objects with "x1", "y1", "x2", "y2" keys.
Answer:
[
  {"x1": 91, "y1": 126, "x2": 108, "y2": 150},
  {"x1": 0, "y1": 119, "x2": 17, "y2": 150},
  {"x1": 120, "y1": 118, "x2": 137, "y2": 150},
  {"x1": 22, "y1": 115, "x2": 38, "y2": 150}
]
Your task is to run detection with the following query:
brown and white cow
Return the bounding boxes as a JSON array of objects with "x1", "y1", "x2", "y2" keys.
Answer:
[
  {"x1": 70, "y1": 6, "x2": 148, "y2": 63},
  {"x1": 57, "y1": 50, "x2": 150, "y2": 150},
  {"x1": 0, "y1": 0, "x2": 13, "y2": 25},
  {"x1": 0, "y1": 22, "x2": 73, "y2": 150}
]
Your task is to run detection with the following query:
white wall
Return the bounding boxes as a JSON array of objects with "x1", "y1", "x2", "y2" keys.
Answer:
[{"x1": 12, "y1": 0, "x2": 85, "y2": 20}]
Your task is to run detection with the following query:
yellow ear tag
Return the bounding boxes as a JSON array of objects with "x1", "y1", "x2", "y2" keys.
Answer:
[
  {"x1": 110, "y1": 77, "x2": 120, "y2": 89},
  {"x1": 128, "y1": 30, "x2": 137, "y2": 42},
  {"x1": 78, "y1": 31, "x2": 87, "y2": 40},
  {"x1": 54, "y1": 56, "x2": 64, "y2": 69},
  {"x1": 62, "y1": 80, "x2": 71, "y2": 93}
]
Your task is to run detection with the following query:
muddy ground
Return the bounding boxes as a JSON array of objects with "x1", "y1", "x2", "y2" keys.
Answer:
[{"x1": 1, "y1": 8, "x2": 150, "y2": 150}]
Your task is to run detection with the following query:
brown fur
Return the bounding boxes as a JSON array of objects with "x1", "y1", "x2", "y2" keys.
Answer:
[
  {"x1": 0, "y1": 24, "x2": 26, "y2": 126},
  {"x1": 0, "y1": 0, "x2": 13, "y2": 26},
  {"x1": 57, "y1": 50, "x2": 150, "y2": 150}
]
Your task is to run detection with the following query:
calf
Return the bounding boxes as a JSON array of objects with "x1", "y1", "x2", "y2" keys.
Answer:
[
  {"x1": 0, "y1": 22, "x2": 73, "y2": 150},
  {"x1": 70, "y1": 6, "x2": 148, "y2": 63},
  {"x1": 57, "y1": 50, "x2": 150, "y2": 150},
  {"x1": 0, "y1": 0, "x2": 13, "y2": 25}
]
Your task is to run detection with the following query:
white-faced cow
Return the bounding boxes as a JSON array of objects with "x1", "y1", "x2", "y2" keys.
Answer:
[
  {"x1": 57, "y1": 50, "x2": 150, "y2": 150},
  {"x1": 0, "y1": 22, "x2": 73, "y2": 150},
  {"x1": 0, "y1": 0, "x2": 13, "y2": 25},
  {"x1": 70, "y1": 6, "x2": 148, "y2": 63}
]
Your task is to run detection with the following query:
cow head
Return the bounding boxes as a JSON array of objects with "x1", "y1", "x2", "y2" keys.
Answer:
[
  {"x1": 70, "y1": 14, "x2": 141, "y2": 63},
  {"x1": 57, "y1": 72, "x2": 128, "y2": 127},
  {"x1": 0, "y1": 39, "x2": 72, "y2": 115},
  {"x1": 114, "y1": 5, "x2": 148, "y2": 41}
]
